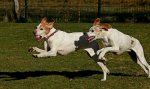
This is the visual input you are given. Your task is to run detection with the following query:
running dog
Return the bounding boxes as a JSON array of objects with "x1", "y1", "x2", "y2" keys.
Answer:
[
  {"x1": 87, "y1": 18, "x2": 150, "y2": 80},
  {"x1": 28, "y1": 17, "x2": 110, "y2": 81}
]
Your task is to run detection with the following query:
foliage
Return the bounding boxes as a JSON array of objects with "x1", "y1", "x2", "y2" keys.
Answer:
[{"x1": 0, "y1": 0, "x2": 150, "y2": 22}]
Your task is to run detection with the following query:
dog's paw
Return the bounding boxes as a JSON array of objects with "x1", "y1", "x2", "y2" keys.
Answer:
[
  {"x1": 101, "y1": 57, "x2": 107, "y2": 61},
  {"x1": 32, "y1": 54, "x2": 38, "y2": 58},
  {"x1": 32, "y1": 53, "x2": 45, "y2": 58},
  {"x1": 97, "y1": 50, "x2": 101, "y2": 55},
  {"x1": 98, "y1": 54, "x2": 105, "y2": 60},
  {"x1": 98, "y1": 50, "x2": 106, "y2": 60},
  {"x1": 106, "y1": 69, "x2": 110, "y2": 74},
  {"x1": 28, "y1": 47, "x2": 37, "y2": 52},
  {"x1": 28, "y1": 47, "x2": 34, "y2": 52},
  {"x1": 100, "y1": 78, "x2": 106, "y2": 81},
  {"x1": 97, "y1": 48, "x2": 104, "y2": 55},
  {"x1": 28, "y1": 47, "x2": 40, "y2": 53}
]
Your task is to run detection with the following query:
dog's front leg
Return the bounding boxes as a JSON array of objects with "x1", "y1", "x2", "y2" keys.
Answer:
[
  {"x1": 28, "y1": 47, "x2": 46, "y2": 53},
  {"x1": 97, "y1": 62, "x2": 110, "y2": 81},
  {"x1": 97, "y1": 47, "x2": 119, "y2": 59},
  {"x1": 33, "y1": 49, "x2": 57, "y2": 58}
]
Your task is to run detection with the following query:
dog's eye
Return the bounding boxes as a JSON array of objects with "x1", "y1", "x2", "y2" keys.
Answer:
[
  {"x1": 40, "y1": 28, "x2": 43, "y2": 30},
  {"x1": 91, "y1": 30, "x2": 94, "y2": 32}
]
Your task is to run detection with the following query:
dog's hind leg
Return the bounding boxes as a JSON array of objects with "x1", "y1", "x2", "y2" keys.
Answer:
[
  {"x1": 131, "y1": 40, "x2": 150, "y2": 78},
  {"x1": 128, "y1": 50, "x2": 149, "y2": 74},
  {"x1": 97, "y1": 62, "x2": 110, "y2": 81},
  {"x1": 136, "y1": 53, "x2": 150, "y2": 78}
]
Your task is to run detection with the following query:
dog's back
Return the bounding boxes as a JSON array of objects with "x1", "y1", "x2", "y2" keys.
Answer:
[{"x1": 107, "y1": 28, "x2": 134, "y2": 52}]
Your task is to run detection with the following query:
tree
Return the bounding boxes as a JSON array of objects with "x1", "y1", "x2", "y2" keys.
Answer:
[
  {"x1": 14, "y1": 0, "x2": 20, "y2": 21},
  {"x1": 3, "y1": 0, "x2": 20, "y2": 22},
  {"x1": 77, "y1": 0, "x2": 81, "y2": 22}
]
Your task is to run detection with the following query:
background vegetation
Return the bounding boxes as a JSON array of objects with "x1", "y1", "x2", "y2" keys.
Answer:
[{"x1": 0, "y1": 0, "x2": 150, "y2": 22}]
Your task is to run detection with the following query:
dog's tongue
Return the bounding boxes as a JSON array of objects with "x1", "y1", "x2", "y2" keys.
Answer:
[{"x1": 87, "y1": 36, "x2": 95, "y2": 43}]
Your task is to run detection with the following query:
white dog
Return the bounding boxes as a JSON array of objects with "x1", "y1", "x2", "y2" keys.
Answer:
[
  {"x1": 87, "y1": 18, "x2": 150, "y2": 80},
  {"x1": 28, "y1": 17, "x2": 110, "y2": 81}
]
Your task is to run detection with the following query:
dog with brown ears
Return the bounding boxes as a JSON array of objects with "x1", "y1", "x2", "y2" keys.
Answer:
[
  {"x1": 87, "y1": 18, "x2": 150, "y2": 81},
  {"x1": 28, "y1": 17, "x2": 110, "y2": 81}
]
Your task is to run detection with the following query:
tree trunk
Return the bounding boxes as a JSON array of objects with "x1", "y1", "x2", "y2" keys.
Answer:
[
  {"x1": 14, "y1": 0, "x2": 20, "y2": 21},
  {"x1": 77, "y1": 0, "x2": 81, "y2": 22}
]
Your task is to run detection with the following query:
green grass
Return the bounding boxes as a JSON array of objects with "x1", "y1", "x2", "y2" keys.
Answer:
[{"x1": 0, "y1": 23, "x2": 150, "y2": 89}]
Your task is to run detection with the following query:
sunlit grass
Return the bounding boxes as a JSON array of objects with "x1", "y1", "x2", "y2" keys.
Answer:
[{"x1": 0, "y1": 23, "x2": 150, "y2": 89}]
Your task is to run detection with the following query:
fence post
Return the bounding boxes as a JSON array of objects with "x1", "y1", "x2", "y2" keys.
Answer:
[
  {"x1": 25, "y1": 0, "x2": 28, "y2": 22},
  {"x1": 98, "y1": 0, "x2": 101, "y2": 18}
]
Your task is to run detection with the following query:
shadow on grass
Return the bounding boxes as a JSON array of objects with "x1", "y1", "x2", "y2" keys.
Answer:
[
  {"x1": 0, "y1": 70, "x2": 144, "y2": 81},
  {"x1": 0, "y1": 70, "x2": 101, "y2": 81}
]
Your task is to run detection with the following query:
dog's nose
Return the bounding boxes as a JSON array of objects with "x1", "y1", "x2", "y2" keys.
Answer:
[{"x1": 83, "y1": 32, "x2": 88, "y2": 36}]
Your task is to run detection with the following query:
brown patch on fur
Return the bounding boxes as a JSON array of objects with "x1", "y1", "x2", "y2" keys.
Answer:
[
  {"x1": 41, "y1": 17, "x2": 54, "y2": 23},
  {"x1": 95, "y1": 29, "x2": 102, "y2": 33},
  {"x1": 41, "y1": 17, "x2": 47, "y2": 22},
  {"x1": 41, "y1": 17, "x2": 55, "y2": 34},
  {"x1": 93, "y1": 18, "x2": 101, "y2": 26},
  {"x1": 41, "y1": 17, "x2": 54, "y2": 34},
  {"x1": 100, "y1": 23, "x2": 112, "y2": 30},
  {"x1": 93, "y1": 18, "x2": 112, "y2": 31},
  {"x1": 41, "y1": 17, "x2": 48, "y2": 28}
]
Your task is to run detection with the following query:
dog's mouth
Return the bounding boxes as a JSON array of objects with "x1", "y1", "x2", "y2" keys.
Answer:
[
  {"x1": 86, "y1": 36, "x2": 95, "y2": 43},
  {"x1": 35, "y1": 35, "x2": 43, "y2": 41}
]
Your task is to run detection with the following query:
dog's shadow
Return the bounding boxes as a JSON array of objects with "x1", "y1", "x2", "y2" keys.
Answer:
[
  {"x1": 0, "y1": 70, "x2": 143, "y2": 81},
  {"x1": 0, "y1": 70, "x2": 100, "y2": 81}
]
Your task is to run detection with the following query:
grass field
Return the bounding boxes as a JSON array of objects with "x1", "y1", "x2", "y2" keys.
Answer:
[{"x1": 0, "y1": 23, "x2": 150, "y2": 89}]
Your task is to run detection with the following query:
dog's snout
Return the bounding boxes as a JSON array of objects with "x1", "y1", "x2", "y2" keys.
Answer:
[{"x1": 33, "y1": 29, "x2": 37, "y2": 35}]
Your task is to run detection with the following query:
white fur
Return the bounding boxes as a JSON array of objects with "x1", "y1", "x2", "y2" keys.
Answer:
[
  {"x1": 29, "y1": 23, "x2": 109, "y2": 81},
  {"x1": 33, "y1": 27, "x2": 83, "y2": 57},
  {"x1": 87, "y1": 25, "x2": 150, "y2": 80}
]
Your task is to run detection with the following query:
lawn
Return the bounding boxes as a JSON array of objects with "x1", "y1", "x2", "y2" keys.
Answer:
[{"x1": 0, "y1": 23, "x2": 150, "y2": 89}]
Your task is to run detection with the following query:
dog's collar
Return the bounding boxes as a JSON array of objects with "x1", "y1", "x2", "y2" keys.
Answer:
[{"x1": 44, "y1": 29, "x2": 58, "y2": 40}]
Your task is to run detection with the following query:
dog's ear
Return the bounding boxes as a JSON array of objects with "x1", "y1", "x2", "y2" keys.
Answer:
[
  {"x1": 41, "y1": 17, "x2": 48, "y2": 25},
  {"x1": 93, "y1": 18, "x2": 100, "y2": 26},
  {"x1": 41, "y1": 17, "x2": 55, "y2": 29},
  {"x1": 46, "y1": 18, "x2": 55, "y2": 29},
  {"x1": 46, "y1": 21, "x2": 54, "y2": 29},
  {"x1": 100, "y1": 23, "x2": 112, "y2": 31},
  {"x1": 41, "y1": 17, "x2": 55, "y2": 24},
  {"x1": 103, "y1": 23, "x2": 112, "y2": 29},
  {"x1": 47, "y1": 18, "x2": 55, "y2": 23}
]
